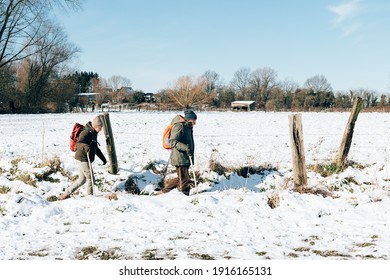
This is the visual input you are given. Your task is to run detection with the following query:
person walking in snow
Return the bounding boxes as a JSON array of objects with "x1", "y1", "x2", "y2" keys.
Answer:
[
  {"x1": 59, "y1": 116, "x2": 107, "y2": 200},
  {"x1": 160, "y1": 108, "x2": 197, "y2": 196}
]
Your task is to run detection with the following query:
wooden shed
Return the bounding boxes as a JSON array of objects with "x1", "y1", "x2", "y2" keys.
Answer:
[{"x1": 231, "y1": 101, "x2": 255, "y2": 111}]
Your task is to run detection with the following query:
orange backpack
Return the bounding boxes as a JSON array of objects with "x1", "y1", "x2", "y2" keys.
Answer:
[{"x1": 162, "y1": 115, "x2": 186, "y2": 149}]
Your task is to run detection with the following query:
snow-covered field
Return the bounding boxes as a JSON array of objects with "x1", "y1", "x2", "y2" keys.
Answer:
[{"x1": 0, "y1": 111, "x2": 389, "y2": 260}]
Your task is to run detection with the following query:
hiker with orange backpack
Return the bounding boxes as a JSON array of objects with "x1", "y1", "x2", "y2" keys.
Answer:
[
  {"x1": 160, "y1": 109, "x2": 197, "y2": 196},
  {"x1": 59, "y1": 116, "x2": 107, "y2": 200}
]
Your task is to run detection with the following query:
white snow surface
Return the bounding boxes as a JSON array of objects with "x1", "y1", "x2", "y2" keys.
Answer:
[{"x1": 0, "y1": 111, "x2": 389, "y2": 260}]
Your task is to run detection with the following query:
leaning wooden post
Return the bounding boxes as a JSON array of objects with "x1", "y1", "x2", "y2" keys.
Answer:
[
  {"x1": 99, "y1": 112, "x2": 119, "y2": 174},
  {"x1": 289, "y1": 113, "x2": 307, "y2": 191},
  {"x1": 336, "y1": 97, "x2": 363, "y2": 168}
]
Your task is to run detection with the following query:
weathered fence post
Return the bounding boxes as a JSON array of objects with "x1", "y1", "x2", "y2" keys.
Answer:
[
  {"x1": 336, "y1": 97, "x2": 363, "y2": 168},
  {"x1": 289, "y1": 113, "x2": 307, "y2": 191},
  {"x1": 99, "y1": 112, "x2": 118, "y2": 174}
]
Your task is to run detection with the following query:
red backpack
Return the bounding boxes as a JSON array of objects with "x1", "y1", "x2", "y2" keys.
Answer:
[
  {"x1": 70, "y1": 123, "x2": 85, "y2": 152},
  {"x1": 162, "y1": 115, "x2": 185, "y2": 150}
]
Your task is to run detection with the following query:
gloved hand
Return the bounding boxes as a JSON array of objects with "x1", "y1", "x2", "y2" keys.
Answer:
[
  {"x1": 185, "y1": 145, "x2": 192, "y2": 156},
  {"x1": 102, "y1": 158, "x2": 107, "y2": 165}
]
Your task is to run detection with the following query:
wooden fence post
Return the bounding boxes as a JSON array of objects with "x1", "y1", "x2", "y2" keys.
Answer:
[
  {"x1": 336, "y1": 97, "x2": 363, "y2": 167},
  {"x1": 289, "y1": 113, "x2": 307, "y2": 191},
  {"x1": 99, "y1": 112, "x2": 119, "y2": 174}
]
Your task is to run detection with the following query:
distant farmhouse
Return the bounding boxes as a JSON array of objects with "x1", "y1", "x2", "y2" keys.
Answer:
[
  {"x1": 77, "y1": 92, "x2": 99, "y2": 103},
  {"x1": 231, "y1": 101, "x2": 255, "y2": 111}
]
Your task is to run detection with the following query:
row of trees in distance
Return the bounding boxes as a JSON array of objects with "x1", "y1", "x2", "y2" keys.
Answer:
[{"x1": 1, "y1": 0, "x2": 389, "y2": 113}]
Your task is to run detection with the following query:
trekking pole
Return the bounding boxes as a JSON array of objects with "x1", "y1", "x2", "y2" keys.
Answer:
[
  {"x1": 162, "y1": 151, "x2": 172, "y2": 180},
  {"x1": 87, "y1": 153, "x2": 95, "y2": 196},
  {"x1": 189, "y1": 155, "x2": 198, "y2": 198}
]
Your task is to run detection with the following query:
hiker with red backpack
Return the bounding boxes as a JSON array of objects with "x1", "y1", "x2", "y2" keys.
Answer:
[
  {"x1": 160, "y1": 109, "x2": 197, "y2": 196},
  {"x1": 59, "y1": 116, "x2": 107, "y2": 200}
]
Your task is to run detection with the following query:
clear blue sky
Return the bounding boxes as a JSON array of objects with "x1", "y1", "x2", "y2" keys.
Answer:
[{"x1": 56, "y1": 0, "x2": 390, "y2": 93}]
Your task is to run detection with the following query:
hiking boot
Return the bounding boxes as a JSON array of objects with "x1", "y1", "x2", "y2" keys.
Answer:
[{"x1": 182, "y1": 189, "x2": 190, "y2": 196}]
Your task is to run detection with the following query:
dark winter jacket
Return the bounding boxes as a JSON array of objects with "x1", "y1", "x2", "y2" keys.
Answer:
[
  {"x1": 169, "y1": 115, "x2": 195, "y2": 167},
  {"x1": 75, "y1": 121, "x2": 106, "y2": 163}
]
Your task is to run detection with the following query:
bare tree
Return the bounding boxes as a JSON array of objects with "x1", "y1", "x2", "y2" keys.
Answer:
[
  {"x1": 230, "y1": 67, "x2": 251, "y2": 100},
  {"x1": 250, "y1": 67, "x2": 278, "y2": 109},
  {"x1": 304, "y1": 74, "x2": 332, "y2": 93},
  {"x1": 351, "y1": 88, "x2": 377, "y2": 108},
  {"x1": 15, "y1": 22, "x2": 79, "y2": 111},
  {"x1": 0, "y1": 0, "x2": 82, "y2": 69},
  {"x1": 201, "y1": 70, "x2": 220, "y2": 94},
  {"x1": 168, "y1": 75, "x2": 215, "y2": 108},
  {"x1": 105, "y1": 75, "x2": 132, "y2": 92}
]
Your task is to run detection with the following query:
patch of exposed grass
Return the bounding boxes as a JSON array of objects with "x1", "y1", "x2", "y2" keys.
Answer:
[
  {"x1": 142, "y1": 249, "x2": 164, "y2": 260},
  {"x1": 255, "y1": 251, "x2": 267, "y2": 256},
  {"x1": 309, "y1": 160, "x2": 367, "y2": 177},
  {"x1": 28, "y1": 249, "x2": 49, "y2": 257},
  {"x1": 46, "y1": 195, "x2": 58, "y2": 202},
  {"x1": 287, "y1": 252, "x2": 299, "y2": 258},
  {"x1": 308, "y1": 162, "x2": 341, "y2": 177},
  {"x1": 294, "y1": 247, "x2": 311, "y2": 252},
  {"x1": 189, "y1": 253, "x2": 215, "y2": 260},
  {"x1": 312, "y1": 250, "x2": 351, "y2": 258},
  {"x1": 355, "y1": 242, "x2": 375, "y2": 248},
  {"x1": 0, "y1": 186, "x2": 11, "y2": 194},
  {"x1": 355, "y1": 254, "x2": 377, "y2": 259},
  {"x1": 169, "y1": 235, "x2": 190, "y2": 240},
  {"x1": 17, "y1": 173, "x2": 37, "y2": 187},
  {"x1": 10, "y1": 158, "x2": 23, "y2": 176},
  {"x1": 77, "y1": 246, "x2": 98, "y2": 260},
  {"x1": 76, "y1": 246, "x2": 122, "y2": 260}
]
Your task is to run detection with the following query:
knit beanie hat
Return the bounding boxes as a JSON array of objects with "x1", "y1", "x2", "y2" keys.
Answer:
[
  {"x1": 184, "y1": 109, "x2": 197, "y2": 120},
  {"x1": 92, "y1": 116, "x2": 103, "y2": 128}
]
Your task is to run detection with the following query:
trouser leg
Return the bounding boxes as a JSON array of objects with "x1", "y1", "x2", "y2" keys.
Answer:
[
  {"x1": 161, "y1": 176, "x2": 179, "y2": 193},
  {"x1": 63, "y1": 161, "x2": 92, "y2": 196},
  {"x1": 161, "y1": 166, "x2": 191, "y2": 195},
  {"x1": 177, "y1": 166, "x2": 191, "y2": 196}
]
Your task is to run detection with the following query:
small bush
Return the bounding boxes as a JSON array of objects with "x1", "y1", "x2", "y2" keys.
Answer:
[{"x1": 36, "y1": 156, "x2": 69, "y2": 181}]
